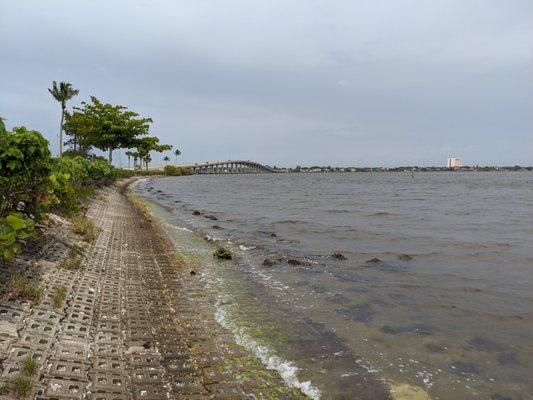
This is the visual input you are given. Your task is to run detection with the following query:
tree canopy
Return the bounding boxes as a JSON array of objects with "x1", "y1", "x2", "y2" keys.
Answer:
[{"x1": 66, "y1": 96, "x2": 153, "y2": 163}]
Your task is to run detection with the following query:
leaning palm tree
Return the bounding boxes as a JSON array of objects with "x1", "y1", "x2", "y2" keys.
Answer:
[
  {"x1": 173, "y1": 148, "x2": 182, "y2": 165},
  {"x1": 48, "y1": 81, "x2": 79, "y2": 156}
]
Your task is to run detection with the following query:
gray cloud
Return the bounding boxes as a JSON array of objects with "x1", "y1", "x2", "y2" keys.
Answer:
[{"x1": 1, "y1": 0, "x2": 532, "y2": 166}]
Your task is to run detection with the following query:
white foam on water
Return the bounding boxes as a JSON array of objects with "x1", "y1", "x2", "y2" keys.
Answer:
[{"x1": 214, "y1": 301, "x2": 322, "y2": 400}]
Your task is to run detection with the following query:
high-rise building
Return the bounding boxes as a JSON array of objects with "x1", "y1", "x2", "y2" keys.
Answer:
[{"x1": 446, "y1": 157, "x2": 463, "y2": 168}]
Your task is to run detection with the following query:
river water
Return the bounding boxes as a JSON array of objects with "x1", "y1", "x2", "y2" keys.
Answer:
[{"x1": 133, "y1": 172, "x2": 532, "y2": 400}]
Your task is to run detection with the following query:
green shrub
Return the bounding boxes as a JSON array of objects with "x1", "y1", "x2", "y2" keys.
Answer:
[
  {"x1": 0, "y1": 124, "x2": 117, "y2": 261},
  {"x1": 164, "y1": 165, "x2": 193, "y2": 176},
  {"x1": 0, "y1": 126, "x2": 53, "y2": 219},
  {"x1": 213, "y1": 247, "x2": 232, "y2": 260}
]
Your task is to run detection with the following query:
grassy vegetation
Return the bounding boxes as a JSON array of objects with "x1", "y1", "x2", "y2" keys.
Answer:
[
  {"x1": 5, "y1": 276, "x2": 43, "y2": 306},
  {"x1": 213, "y1": 247, "x2": 232, "y2": 260},
  {"x1": 71, "y1": 215, "x2": 99, "y2": 243},
  {"x1": 59, "y1": 248, "x2": 83, "y2": 270},
  {"x1": 21, "y1": 356, "x2": 38, "y2": 376},
  {"x1": 51, "y1": 285, "x2": 67, "y2": 308},
  {"x1": 0, "y1": 375, "x2": 33, "y2": 399}
]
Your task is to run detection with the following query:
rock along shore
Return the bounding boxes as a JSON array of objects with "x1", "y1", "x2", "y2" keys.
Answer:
[{"x1": 0, "y1": 180, "x2": 306, "y2": 399}]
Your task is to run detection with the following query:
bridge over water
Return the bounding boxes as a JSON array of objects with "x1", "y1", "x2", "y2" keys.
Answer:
[{"x1": 180, "y1": 160, "x2": 276, "y2": 174}]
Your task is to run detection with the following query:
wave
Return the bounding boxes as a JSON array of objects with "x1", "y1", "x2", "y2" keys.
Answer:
[{"x1": 214, "y1": 299, "x2": 322, "y2": 400}]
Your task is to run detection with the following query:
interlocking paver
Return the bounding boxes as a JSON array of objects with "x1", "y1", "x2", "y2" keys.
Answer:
[{"x1": 0, "y1": 182, "x2": 306, "y2": 399}]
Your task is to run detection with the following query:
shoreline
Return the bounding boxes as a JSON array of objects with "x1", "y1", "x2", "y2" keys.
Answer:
[{"x1": 0, "y1": 180, "x2": 308, "y2": 399}]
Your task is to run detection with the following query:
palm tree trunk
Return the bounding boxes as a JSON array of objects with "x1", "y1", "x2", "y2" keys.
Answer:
[{"x1": 59, "y1": 109, "x2": 65, "y2": 156}]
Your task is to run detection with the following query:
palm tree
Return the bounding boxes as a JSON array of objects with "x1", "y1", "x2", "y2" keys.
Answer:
[
  {"x1": 163, "y1": 155, "x2": 170, "y2": 165},
  {"x1": 174, "y1": 148, "x2": 182, "y2": 165},
  {"x1": 125, "y1": 151, "x2": 134, "y2": 169},
  {"x1": 48, "y1": 81, "x2": 79, "y2": 156}
]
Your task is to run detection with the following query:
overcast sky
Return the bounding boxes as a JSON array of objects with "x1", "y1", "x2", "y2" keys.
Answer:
[{"x1": 1, "y1": 0, "x2": 531, "y2": 167}]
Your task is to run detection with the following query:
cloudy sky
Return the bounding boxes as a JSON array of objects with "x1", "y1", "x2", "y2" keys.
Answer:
[{"x1": 1, "y1": 0, "x2": 531, "y2": 167}]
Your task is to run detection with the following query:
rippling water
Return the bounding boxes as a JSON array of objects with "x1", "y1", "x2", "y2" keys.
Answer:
[{"x1": 134, "y1": 172, "x2": 533, "y2": 400}]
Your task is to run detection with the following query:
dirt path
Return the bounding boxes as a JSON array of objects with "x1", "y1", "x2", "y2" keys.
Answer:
[{"x1": 0, "y1": 183, "x2": 305, "y2": 399}]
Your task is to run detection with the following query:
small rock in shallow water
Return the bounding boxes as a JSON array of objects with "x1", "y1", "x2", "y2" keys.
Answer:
[
  {"x1": 205, "y1": 215, "x2": 218, "y2": 220},
  {"x1": 367, "y1": 257, "x2": 382, "y2": 264},
  {"x1": 398, "y1": 254, "x2": 413, "y2": 261},
  {"x1": 192, "y1": 210, "x2": 201, "y2": 215},
  {"x1": 287, "y1": 258, "x2": 311, "y2": 266},
  {"x1": 331, "y1": 252, "x2": 346, "y2": 260},
  {"x1": 212, "y1": 225, "x2": 223, "y2": 229},
  {"x1": 262, "y1": 259, "x2": 274, "y2": 267},
  {"x1": 190, "y1": 270, "x2": 197, "y2": 275}
]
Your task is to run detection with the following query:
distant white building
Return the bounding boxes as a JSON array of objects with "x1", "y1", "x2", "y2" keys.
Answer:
[{"x1": 447, "y1": 157, "x2": 463, "y2": 168}]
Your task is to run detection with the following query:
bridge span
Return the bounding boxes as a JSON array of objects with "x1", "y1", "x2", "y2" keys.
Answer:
[{"x1": 180, "y1": 160, "x2": 276, "y2": 174}]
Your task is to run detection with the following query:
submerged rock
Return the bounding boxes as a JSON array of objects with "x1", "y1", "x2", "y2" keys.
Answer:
[
  {"x1": 367, "y1": 257, "x2": 382, "y2": 264},
  {"x1": 192, "y1": 210, "x2": 202, "y2": 215},
  {"x1": 212, "y1": 225, "x2": 223, "y2": 230},
  {"x1": 398, "y1": 254, "x2": 413, "y2": 261},
  {"x1": 213, "y1": 247, "x2": 232, "y2": 260},
  {"x1": 205, "y1": 215, "x2": 218, "y2": 221},
  {"x1": 331, "y1": 252, "x2": 346, "y2": 260},
  {"x1": 190, "y1": 270, "x2": 197, "y2": 276},
  {"x1": 287, "y1": 258, "x2": 312, "y2": 267},
  {"x1": 381, "y1": 323, "x2": 434, "y2": 336},
  {"x1": 262, "y1": 258, "x2": 274, "y2": 267}
]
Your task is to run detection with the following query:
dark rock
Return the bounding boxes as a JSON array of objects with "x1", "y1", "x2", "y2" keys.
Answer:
[
  {"x1": 331, "y1": 252, "x2": 346, "y2": 260},
  {"x1": 212, "y1": 225, "x2": 223, "y2": 230},
  {"x1": 271, "y1": 233, "x2": 277, "y2": 238},
  {"x1": 367, "y1": 257, "x2": 382, "y2": 264},
  {"x1": 287, "y1": 258, "x2": 311, "y2": 266},
  {"x1": 174, "y1": 200, "x2": 180, "y2": 203},
  {"x1": 262, "y1": 259, "x2": 274, "y2": 267},
  {"x1": 156, "y1": 190, "x2": 163, "y2": 193},
  {"x1": 190, "y1": 270, "x2": 197, "y2": 275},
  {"x1": 192, "y1": 210, "x2": 202, "y2": 215},
  {"x1": 142, "y1": 341, "x2": 152, "y2": 349},
  {"x1": 205, "y1": 215, "x2": 218, "y2": 221},
  {"x1": 398, "y1": 254, "x2": 413, "y2": 261},
  {"x1": 213, "y1": 247, "x2": 232, "y2": 260}
]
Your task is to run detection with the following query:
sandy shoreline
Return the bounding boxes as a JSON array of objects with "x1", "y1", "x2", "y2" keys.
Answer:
[{"x1": 0, "y1": 180, "x2": 307, "y2": 399}]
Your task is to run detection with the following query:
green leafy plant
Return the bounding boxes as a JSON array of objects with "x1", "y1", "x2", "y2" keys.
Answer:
[{"x1": 0, "y1": 213, "x2": 35, "y2": 262}]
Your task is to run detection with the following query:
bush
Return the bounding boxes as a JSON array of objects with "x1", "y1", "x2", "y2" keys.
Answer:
[
  {"x1": 164, "y1": 165, "x2": 193, "y2": 176},
  {"x1": 0, "y1": 125, "x2": 117, "y2": 262}
]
